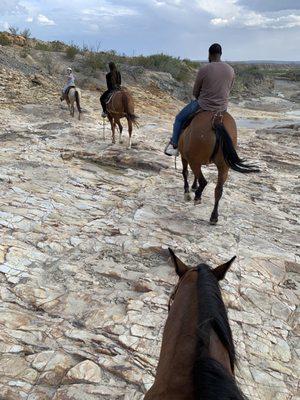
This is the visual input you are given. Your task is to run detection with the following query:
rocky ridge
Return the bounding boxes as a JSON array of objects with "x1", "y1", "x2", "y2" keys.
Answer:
[{"x1": 0, "y1": 52, "x2": 299, "y2": 400}]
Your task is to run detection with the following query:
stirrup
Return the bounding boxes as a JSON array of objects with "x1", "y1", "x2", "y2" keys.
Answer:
[{"x1": 164, "y1": 142, "x2": 179, "y2": 157}]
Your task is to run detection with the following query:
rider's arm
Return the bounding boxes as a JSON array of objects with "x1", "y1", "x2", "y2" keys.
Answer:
[{"x1": 193, "y1": 68, "x2": 205, "y2": 99}]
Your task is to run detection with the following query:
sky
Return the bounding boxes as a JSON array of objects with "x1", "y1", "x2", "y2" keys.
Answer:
[{"x1": 1, "y1": 0, "x2": 300, "y2": 61}]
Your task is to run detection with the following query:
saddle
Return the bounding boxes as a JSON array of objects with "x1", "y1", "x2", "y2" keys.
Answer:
[
  {"x1": 181, "y1": 110, "x2": 225, "y2": 132},
  {"x1": 105, "y1": 88, "x2": 121, "y2": 105}
]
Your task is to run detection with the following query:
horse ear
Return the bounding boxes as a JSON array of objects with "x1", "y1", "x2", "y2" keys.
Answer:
[
  {"x1": 168, "y1": 248, "x2": 189, "y2": 277},
  {"x1": 213, "y1": 256, "x2": 236, "y2": 280}
]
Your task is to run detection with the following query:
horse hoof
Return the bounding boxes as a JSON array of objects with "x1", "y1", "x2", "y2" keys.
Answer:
[
  {"x1": 184, "y1": 192, "x2": 192, "y2": 202},
  {"x1": 194, "y1": 198, "x2": 201, "y2": 205},
  {"x1": 191, "y1": 186, "x2": 198, "y2": 192},
  {"x1": 210, "y1": 218, "x2": 218, "y2": 225}
]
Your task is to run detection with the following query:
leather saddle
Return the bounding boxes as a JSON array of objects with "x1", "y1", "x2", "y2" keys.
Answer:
[
  {"x1": 105, "y1": 88, "x2": 121, "y2": 105},
  {"x1": 181, "y1": 110, "x2": 225, "y2": 132}
]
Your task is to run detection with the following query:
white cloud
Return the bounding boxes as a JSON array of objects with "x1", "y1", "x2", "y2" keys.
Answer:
[
  {"x1": 196, "y1": 0, "x2": 300, "y2": 29},
  {"x1": 26, "y1": 16, "x2": 33, "y2": 22},
  {"x1": 37, "y1": 14, "x2": 56, "y2": 26}
]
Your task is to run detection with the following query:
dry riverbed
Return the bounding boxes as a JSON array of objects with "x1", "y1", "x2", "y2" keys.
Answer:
[{"x1": 0, "y1": 68, "x2": 299, "y2": 400}]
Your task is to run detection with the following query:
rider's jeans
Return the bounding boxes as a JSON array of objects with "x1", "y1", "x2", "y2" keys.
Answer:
[{"x1": 171, "y1": 99, "x2": 200, "y2": 146}]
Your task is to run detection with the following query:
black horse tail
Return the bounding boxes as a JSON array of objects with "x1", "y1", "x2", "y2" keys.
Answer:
[
  {"x1": 210, "y1": 124, "x2": 259, "y2": 173},
  {"x1": 122, "y1": 91, "x2": 139, "y2": 127},
  {"x1": 75, "y1": 90, "x2": 82, "y2": 114}
]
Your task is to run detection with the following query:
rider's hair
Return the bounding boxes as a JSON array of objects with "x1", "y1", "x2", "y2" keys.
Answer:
[
  {"x1": 209, "y1": 43, "x2": 222, "y2": 55},
  {"x1": 109, "y1": 62, "x2": 118, "y2": 86}
]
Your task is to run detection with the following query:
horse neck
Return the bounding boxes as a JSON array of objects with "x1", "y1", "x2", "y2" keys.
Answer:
[{"x1": 148, "y1": 277, "x2": 198, "y2": 398}]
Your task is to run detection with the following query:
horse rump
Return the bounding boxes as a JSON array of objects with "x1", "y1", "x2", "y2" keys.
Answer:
[
  {"x1": 211, "y1": 124, "x2": 259, "y2": 173},
  {"x1": 121, "y1": 91, "x2": 139, "y2": 126},
  {"x1": 194, "y1": 357, "x2": 248, "y2": 400}
]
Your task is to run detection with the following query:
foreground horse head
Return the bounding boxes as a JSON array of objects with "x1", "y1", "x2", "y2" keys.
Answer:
[
  {"x1": 106, "y1": 89, "x2": 138, "y2": 148},
  {"x1": 67, "y1": 88, "x2": 82, "y2": 120},
  {"x1": 179, "y1": 111, "x2": 259, "y2": 224},
  {"x1": 144, "y1": 248, "x2": 247, "y2": 400}
]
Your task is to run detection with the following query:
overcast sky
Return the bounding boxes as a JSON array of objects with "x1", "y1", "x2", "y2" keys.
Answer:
[{"x1": 1, "y1": 0, "x2": 300, "y2": 60}]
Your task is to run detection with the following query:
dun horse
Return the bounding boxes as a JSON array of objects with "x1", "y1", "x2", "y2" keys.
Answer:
[
  {"x1": 144, "y1": 248, "x2": 247, "y2": 400},
  {"x1": 106, "y1": 89, "x2": 138, "y2": 148},
  {"x1": 179, "y1": 111, "x2": 259, "y2": 224},
  {"x1": 66, "y1": 88, "x2": 82, "y2": 120}
]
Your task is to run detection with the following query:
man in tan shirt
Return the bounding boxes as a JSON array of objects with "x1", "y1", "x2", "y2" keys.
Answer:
[{"x1": 165, "y1": 43, "x2": 235, "y2": 156}]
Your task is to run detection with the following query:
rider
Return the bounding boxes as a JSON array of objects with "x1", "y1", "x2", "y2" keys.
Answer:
[
  {"x1": 100, "y1": 62, "x2": 122, "y2": 118},
  {"x1": 164, "y1": 43, "x2": 235, "y2": 156},
  {"x1": 60, "y1": 67, "x2": 75, "y2": 101}
]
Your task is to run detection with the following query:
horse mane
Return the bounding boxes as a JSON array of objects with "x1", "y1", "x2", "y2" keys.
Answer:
[{"x1": 193, "y1": 264, "x2": 247, "y2": 400}]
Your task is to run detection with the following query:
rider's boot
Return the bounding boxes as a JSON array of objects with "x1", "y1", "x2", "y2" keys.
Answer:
[{"x1": 164, "y1": 139, "x2": 179, "y2": 156}]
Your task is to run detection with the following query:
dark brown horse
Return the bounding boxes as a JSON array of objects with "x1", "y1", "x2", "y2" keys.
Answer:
[
  {"x1": 144, "y1": 248, "x2": 247, "y2": 400},
  {"x1": 106, "y1": 89, "x2": 138, "y2": 148},
  {"x1": 179, "y1": 111, "x2": 259, "y2": 224}
]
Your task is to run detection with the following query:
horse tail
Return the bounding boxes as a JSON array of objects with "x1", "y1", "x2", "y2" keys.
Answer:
[
  {"x1": 211, "y1": 124, "x2": 259, "y2": 173},
  {"x1": 122, "y1": 91, "x2": 139, "y2": 127},
  {"x1": 75, "y1": 90, "x2": 82, "y2": 114},
  {"x1": 194, "y1": 357, "x2": 248, "y2": 400}
]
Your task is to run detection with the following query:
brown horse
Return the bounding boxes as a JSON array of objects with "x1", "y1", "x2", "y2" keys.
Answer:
[
  {"x1": 106, "y1": 89, "x2": 138, "y2": 148},
  {"x1": 144, "y1": 248, "x2": 247, "y2": 400},
  {"x1": 179, "y1": 111, "x2": 259, "y2": 224}
]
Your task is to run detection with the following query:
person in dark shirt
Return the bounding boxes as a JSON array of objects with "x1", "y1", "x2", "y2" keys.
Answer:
[{"x1": 100, "y1": 62, "x2": 122, "y2": 117}]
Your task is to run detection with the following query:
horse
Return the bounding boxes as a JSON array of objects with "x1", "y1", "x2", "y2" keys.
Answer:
[
  {"x1": 144, "y1": 248, "x2": 247, "y2": 400},
  {"x1": 178, "y1": 111, "x2": 259, "y2": 224},
  {"x1": 106, "y1": 89, "x2": 138, "y2": 148},
  {"x1": 66, "y1": 87, "x2": 82, "y2": 120}
]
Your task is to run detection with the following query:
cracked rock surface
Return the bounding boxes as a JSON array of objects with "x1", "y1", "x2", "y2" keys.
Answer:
[{"x1": 0, "y1": 66, "x2": 299, "y2": 399}]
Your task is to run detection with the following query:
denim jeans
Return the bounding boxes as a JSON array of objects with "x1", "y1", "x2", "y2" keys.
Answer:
[{"x1": 172, "y1": 99, "x2": 200, "y2": 146}]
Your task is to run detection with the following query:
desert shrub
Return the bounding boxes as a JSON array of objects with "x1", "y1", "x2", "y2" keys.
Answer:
[
  {"x1": 8, "y1": 26, "x2": 19, "y2": 35},
  {"x1": 0, "y1": 32, "x2": 11, "y2": 46},
  {"x1": 128, "y1": 53, "x2": 192, "y2": 81},
  {"x1": 20, "y1": 28, "x2": 31, "y2": 39},
  {"x1": 49, "y1": 40, "x2": 65, "y2": 51},
  {"x1": 83, "y1": 52, "x2": 106, "y2": 71},
  {"x1": 35, "y1": 42, "x2": 53, "y2": 51},
  {"x1": 65, "y1": 44, "x2": 80, "y2": 60}
]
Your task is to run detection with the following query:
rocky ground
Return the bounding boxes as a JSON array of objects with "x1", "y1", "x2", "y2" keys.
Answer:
[{"x1": 0, "y1": 61, "x2": 299, "y2": 400}]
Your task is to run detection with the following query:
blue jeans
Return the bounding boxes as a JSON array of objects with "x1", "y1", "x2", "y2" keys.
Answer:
[{"x1": 172, "y1": 100, "x2": 200, "y2": 146}]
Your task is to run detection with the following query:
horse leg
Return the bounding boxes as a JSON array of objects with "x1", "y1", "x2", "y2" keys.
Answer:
[
  {"x1": 192, "y1": 176, "x2": 198, "y2": 192},
  {"x1": 108, "y1": 115, "x2": 115, "y2": 143},
  {"x1": 210, "y1": 166, "x2": 228, "y2": 225},
  {"x1": 117, "y1": 120, "x2": 123, "y2": 144},
  {"x1": 182, "y1": 158, "x2": 191, "y2": 201},
  {"x1": 194, "y1": 168, "x2": 208, "y2": 205},
  {"x1": 127, "y1": 118, "x2": 133, "y2": 149}
]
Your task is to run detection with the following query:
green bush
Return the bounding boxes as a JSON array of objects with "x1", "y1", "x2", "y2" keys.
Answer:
[
  {"x1": 128, "y1": 53, "x2": 192, "y2": 82},
  {"x1": 35, "y1": 42, "x2": 53, "y2": 51},
  {"x1": 65, "y1": 44, "x2": 80, "y2": 60},
  {"x1": 83, "y1": 52, "x2": 106, "y2": 71},
  {"x1": 0, "y1": 33, "x2": 10, "y2": 46},
  {"x1": 49, "y1": 40, "x2": 65, "y2": 52}
]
